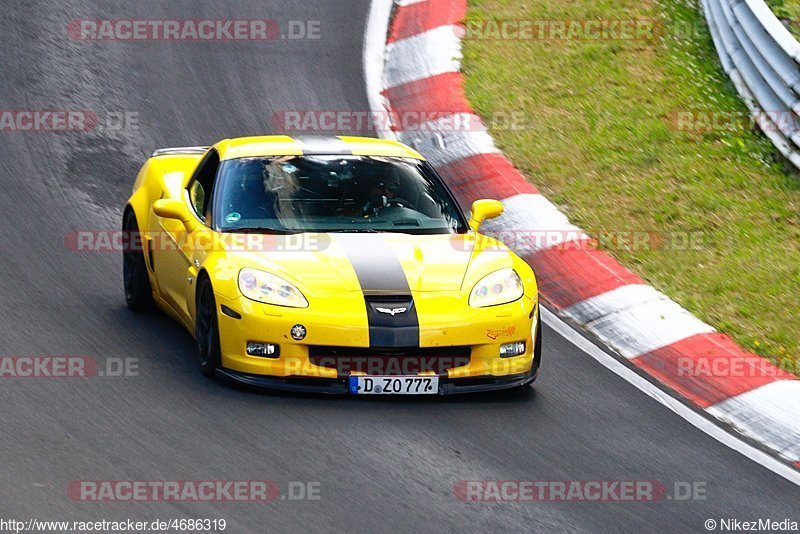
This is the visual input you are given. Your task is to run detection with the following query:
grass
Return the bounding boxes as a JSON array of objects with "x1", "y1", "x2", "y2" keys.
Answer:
[
  {"x1": 765, "y1": 0, "x2": 800, "y2": 38},
  {"x1": 462, "y1": 0, "x2": 800, "y2": 374},
  {"x1": 765, "y1": 0, "x2": 800, "y2": 23}
]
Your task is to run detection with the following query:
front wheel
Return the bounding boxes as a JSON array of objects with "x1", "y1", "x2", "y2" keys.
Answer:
[
  {"x1": 516, "y1": 305, "x2": 542, "y2": 391},
  {"x1": 122, "y1": 209, "x2": 155, "y2": 311},
  {"x1": 195, "y1": 276, "x2": 222, "y2": 377},
  {"x1": 533, "y1": 306, "x2": 542, "y2": 364}
]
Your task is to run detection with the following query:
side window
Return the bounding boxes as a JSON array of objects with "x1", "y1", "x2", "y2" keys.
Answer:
[
  {"x1": 187, "y1": 150, "x2": 220, "y2": 223},
  {"x1": 189, "y1": 180, "x2": 205, "y2": 219}
]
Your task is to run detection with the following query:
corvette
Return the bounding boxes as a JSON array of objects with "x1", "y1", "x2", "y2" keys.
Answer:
[{"x1": 123, "y1": 135, "x2": 541, "y2": 394}]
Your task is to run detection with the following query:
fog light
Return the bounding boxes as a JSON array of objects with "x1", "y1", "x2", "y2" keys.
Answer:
[
  {"x1": 500, "y1": 341, "x2": 526, "y2": 358},
  {"x1": 247, "y1": 342, "x2": 279, "y2": 358}
]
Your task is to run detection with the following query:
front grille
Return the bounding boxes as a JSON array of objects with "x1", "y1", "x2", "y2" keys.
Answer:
[
  {"x1": 363, "y1": 294, "x2": 412, "y2": 301},
  {"x1": 309, "y1": 346, "x2": 471, "y2": 376}
]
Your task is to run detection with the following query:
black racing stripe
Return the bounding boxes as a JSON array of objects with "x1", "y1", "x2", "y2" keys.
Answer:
[
  {"x1": 336, "y1": 234, "x2": 420, "y2": 348},
  {"x1": 294, "y1": 135, "x2": 353, "y2": 155},
  {"x1": 363, "y1": 296, "x2": 418, "y2": 348}
]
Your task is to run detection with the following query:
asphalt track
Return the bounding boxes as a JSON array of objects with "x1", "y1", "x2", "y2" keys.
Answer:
[{"x1": 0, "y1": 1, "x2": 798, "y2": 531}]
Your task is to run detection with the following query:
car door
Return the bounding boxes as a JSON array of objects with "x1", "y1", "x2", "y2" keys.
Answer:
[{"x1": 153, "y1": 150, "x2": 220, "y2": 326}]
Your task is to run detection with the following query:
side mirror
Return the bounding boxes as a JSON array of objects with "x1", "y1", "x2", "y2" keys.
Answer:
[
  {"x1": 469, "y1": 199, "x2": 504, "y2": 231},
  {"x1": 153, "y1": 198, "x2": 195, "y2": 232}
]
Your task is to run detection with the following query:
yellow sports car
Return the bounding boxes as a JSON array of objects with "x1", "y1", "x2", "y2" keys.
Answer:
[{"x1": 123, "y1": 135, "x2": 541, "y2": 394}]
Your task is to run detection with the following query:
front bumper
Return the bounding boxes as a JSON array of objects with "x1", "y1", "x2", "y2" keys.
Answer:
[{"x1": 213, "y1": 291, "x2": 540, "y2": 394}]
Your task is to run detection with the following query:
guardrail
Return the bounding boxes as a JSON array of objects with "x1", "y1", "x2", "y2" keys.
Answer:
[{"x1": 702, "y1": 0, "x2": 800, "y2": 168}]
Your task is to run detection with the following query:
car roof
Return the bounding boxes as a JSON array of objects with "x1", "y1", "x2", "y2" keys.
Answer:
[{"x1": 213, "y1": 135, "x2": 425, "y2": 161}]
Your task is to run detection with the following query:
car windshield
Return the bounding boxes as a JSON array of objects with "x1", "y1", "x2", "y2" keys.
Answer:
[{"x1": 213, "y1": 155, "x2": 467, "y2": 234}]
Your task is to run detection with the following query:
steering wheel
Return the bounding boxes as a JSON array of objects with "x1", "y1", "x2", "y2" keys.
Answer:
[
  {"x1": 385, "y1": 198, "x2": 416, "y2": 210},
  {"x1": 361, "y1": 197, "x2": 417, "y2": 217}
]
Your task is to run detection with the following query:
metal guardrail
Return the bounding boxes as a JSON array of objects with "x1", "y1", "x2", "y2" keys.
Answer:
[{"x1": 702, "y1": 0, "x2": 800, "y2": 168}]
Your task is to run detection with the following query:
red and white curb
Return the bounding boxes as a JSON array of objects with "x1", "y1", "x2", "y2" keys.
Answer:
[{"x1": 365, "y1": 0, "x2": 800, "y2": 469}]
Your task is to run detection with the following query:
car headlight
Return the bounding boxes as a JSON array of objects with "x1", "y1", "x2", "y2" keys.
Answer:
[
  {"x1": 238, "y1": 268, "x2": 308, "y2": 308},
  {"x1": 469, "y1": 268, "x2": 523, "y2": 308}
]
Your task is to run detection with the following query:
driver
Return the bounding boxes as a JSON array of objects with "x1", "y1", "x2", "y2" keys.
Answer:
[{"x1": 361, "y1": 167, "x2": 400, "y2": 217}]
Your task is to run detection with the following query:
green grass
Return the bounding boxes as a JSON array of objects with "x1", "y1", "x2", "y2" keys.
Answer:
[
  {"x1": 765, "y1": 0, "x2": 800, "y2": 38},
  {"x1": 766, "y1": 1, "x2": 800, "y2": 20},
  {"x1": 462, "y1": 0, "x2": 800, "y2": 373}
]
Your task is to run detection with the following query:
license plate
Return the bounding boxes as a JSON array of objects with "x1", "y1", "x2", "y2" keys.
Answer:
[{"x1": 349, "y1": 376, "x2": 439, "y2": 395}]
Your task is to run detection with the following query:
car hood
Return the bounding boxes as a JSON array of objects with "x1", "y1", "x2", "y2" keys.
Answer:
[{"x1": 222, "y1": 232, "x2": 511, "y2": 297}]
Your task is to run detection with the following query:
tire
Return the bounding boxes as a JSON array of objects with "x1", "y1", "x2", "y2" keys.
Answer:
[
  {"x1": 533, "y1": 306, "x2": 542, "y2": 365},
  {"x1": 122, "y1": 209, "x2": 155, "y2": 311},
  {"x1": 516, "y1": 305, "x2": 542, "y2": 391},
  {"x1": 195, "y1": 275, "x2": 222, "y2": 377}
]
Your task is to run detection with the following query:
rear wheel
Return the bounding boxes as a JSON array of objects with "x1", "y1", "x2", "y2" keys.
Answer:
[
  {"x1": 195, "y1": 275, "x2": 222, "y2": 377},
  {"x1": 122, "y1": 209, "x2": 154, "y2": 311}
]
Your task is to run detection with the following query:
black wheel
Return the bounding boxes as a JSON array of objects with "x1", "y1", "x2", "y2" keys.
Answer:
[
  {"x1": 122, "y1": 209, "x2": 155, "y2": 311},
  {"x1": 195, "y1": 275, "x2": 222, "y2": 377},
  {"x1": 533, "y1": 306, "x2": 542, "y2": 365},
  {"x1": 516, "y1": 305, "x2": 542, "y2": 391}
]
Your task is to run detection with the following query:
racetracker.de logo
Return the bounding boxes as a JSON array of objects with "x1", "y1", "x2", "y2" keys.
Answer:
[
  {"x1": 450, "y1": 230, "x2": 707, "y2": 253},
  {"x1": 454, "y1": 480, "x2": 707, "y2": 502},
  {"x1": 0, "y1": 110, "x2": 94, "y2": 131},
  {"x1": 0, "y1": 110, "x2": 139, "y2": 132},
  {"x1": 67, "y1": 19, "x2": 320, "y2": 41},
  {"x1": 271, "y1": 110, "x2": 529, "y2": 133},
  {"x1": 64, "y1": 230, "x2": 331, "y2": 253},
  {"x1": 67, "y1": 480, "x2": 322, "y2": 502},
  {"x1": 457, "y1": 19, "x2": 657, "y2": 41},
  {"x1": 68, "y1": 480, "x2": 281, "y2": 502},
  {"x1": 0, "y1": 356, "x2": 139, "y2": 378},
  {"x1": 667, "y1": 109, "x2": 800, "y2": 133},
  {"x1": 676, "y1": 357, "x2": 799, "y2": 378}
]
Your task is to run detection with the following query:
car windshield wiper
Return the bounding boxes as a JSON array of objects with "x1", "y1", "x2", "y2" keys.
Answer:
[
  {"x1": 222, "y1": 227, "x2": 301, "y2": 235},
  {"x1": 326, "y1": 229, "x2": 381, "y2": 233}
]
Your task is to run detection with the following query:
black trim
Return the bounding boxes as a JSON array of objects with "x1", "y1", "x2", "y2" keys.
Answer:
[
  {"x1": 215, "y1": 365, "x2": 538, "y2": 395},
  {"x1": 146, "y1": 239, "x2": 155, "y2": 272},
  {"x1": 220, "y1": 305, "x2": 242, "y2": 319},
  {"x1": 216, "y1": 368, "x2": 348, "y2": 394},
  {"x1": 336, "y1": 234, "x2": 420, "y2": 348},
  {"x1": 438, "y1": 368, "x2": 538, "y2": 394},
  {"x1": 187, "y1": 148, "x2": 220, "y2": 225}
]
